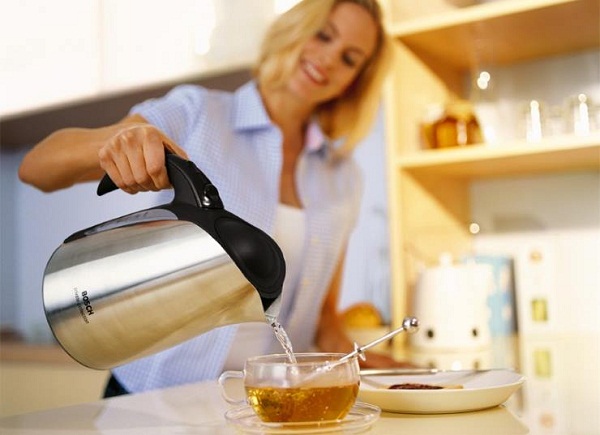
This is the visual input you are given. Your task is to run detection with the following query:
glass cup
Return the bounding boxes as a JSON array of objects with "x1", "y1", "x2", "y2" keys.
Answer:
[
  {"x1": 565, "y1": 93, "x2": 592, "y2": 136},
  {"x1": 218, "y1": 352, "x2": 360, "y2": 423},
  {"x1": 519, "y1": 99, "x2": 547, "y2": 142}
]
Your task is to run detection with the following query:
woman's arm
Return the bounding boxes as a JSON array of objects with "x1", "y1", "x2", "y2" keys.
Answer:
[{"x1": 18, "y1": 114, "x2": 187, "y2": 194}]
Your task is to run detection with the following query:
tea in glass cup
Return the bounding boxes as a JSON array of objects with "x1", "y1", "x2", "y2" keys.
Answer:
[{"x1": 218, "y1": 352, "x2": 360, "y2": 423}]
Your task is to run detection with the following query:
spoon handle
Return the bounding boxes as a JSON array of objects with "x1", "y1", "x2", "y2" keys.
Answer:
[{"x1": 339, "y1": 316, "x2": 419, "y2": 362}]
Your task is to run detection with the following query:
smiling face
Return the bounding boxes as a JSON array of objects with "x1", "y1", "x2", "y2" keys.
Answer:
[{"x1": 287, "y1": 2, "x2": 379, "y2": 106}]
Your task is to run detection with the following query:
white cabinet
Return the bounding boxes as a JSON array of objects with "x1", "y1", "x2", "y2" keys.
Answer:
[{"x1": 0, "y1": 0, "x2": 270, "y2": 117}]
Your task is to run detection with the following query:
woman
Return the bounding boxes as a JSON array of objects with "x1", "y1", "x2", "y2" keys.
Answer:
[{"x1": 19, "y1": 0, "x2": 402, "y2": 397}]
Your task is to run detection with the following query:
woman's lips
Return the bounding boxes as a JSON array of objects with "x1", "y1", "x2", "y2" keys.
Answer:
[{"x1": 302, "y1": 60, "x2": 327, "y2": 85}]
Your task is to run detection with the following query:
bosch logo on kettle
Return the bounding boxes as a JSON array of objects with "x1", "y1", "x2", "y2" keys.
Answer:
[
  {"x1": 73, "y1": 287, "x2": 95, "y2": 324},
  {"x1": 81, "y1": 291, "x2": 95, "y2": 315}
]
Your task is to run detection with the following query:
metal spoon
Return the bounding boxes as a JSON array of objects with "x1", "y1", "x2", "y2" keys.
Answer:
[
  {"x1": 292, "y1": 317, "x2": 419, "y2": 387},
  {"x1": 339, "y1": 316, "x2": 419, "y2": 362}
]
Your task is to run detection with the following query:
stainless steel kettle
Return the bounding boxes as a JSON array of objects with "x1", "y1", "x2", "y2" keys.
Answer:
[{"x1": 42, "y1": 154, "x2": 285, "y2": 370}]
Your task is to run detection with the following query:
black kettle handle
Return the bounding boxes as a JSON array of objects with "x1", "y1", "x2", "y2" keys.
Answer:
[{"x1": 96, "y1": 153, "x2": 224, "y2": 209}]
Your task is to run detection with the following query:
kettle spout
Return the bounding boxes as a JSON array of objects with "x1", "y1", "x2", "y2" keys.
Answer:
[{"x1": 263, "y1": 294, "x2": 283, "y2": 325}]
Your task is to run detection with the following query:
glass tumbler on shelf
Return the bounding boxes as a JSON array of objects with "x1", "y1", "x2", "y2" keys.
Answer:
[
  {"x1": 470, "y1": 67, "x2": 503, "y2": 146},
  {"x1": 519, "y1": 100, "x2": 547, "y2": 143},
  {"x1": 565, "y1": 94, "x2": 592, "y2": 136}
]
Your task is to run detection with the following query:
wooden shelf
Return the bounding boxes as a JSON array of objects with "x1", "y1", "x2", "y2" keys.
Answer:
[
  {"x1": 383, "y1": 0, "x2": 599, "y2": 349},
  {"x1": 390, "y1": 0, "x2": 600, "y2": 70},
  {"x1": 398, "y1": 134, "x2": 600, "y2": 179}
]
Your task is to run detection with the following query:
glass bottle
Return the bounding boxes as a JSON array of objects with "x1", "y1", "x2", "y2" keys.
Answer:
[{"x1": 433, "y1": 100, "x2": 482, "y2": 148}]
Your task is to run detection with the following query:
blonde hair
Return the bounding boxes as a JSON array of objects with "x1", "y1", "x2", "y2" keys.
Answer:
[{"x1": 254, "y1": 0, "x2": 394, "y2": 158}]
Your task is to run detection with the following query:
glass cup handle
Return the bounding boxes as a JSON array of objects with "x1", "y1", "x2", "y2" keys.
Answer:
[{"x1": 217, "y1": 370, "x2": 246, "y2": 405}]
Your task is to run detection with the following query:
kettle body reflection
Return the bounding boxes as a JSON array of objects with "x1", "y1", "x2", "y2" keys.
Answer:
[{"x1": 42, "y1": 154, "x2": 286, "y2": 370}]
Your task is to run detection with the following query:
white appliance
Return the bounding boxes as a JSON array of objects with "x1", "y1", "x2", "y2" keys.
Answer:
[{"x1": 410, "y1": 254, "x2": 493, "y2": 351}]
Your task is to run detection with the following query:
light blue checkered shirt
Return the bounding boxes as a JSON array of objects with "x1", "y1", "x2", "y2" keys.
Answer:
[{"x1": 113, "y1": 81, "x2": 363, "y2": 393}]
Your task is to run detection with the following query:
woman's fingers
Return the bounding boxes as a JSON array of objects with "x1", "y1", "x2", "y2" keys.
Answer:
[
  {"x1": 141, "y1": 131, "x2": 170, "y2": 191},
  {"x1": 98, "y1": 134, "x2": 130, "y2": 193},
  {"x1": 130, "y1": 128, "x2": 166, "y2": 191},
  {"x1": 114, "y1": 129, "x2": 148, "y2": 193},
  {"x1": 98, "y1": 123, "x2": 178, "y2": 194}
]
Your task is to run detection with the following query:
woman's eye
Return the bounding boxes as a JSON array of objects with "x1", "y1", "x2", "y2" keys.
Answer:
[
  {"x1": 316, "y1": 30, "x2": 332, "y2": 42},
  {"x1": 342, "y1": 54, "x2": 358, "y2": 67}
]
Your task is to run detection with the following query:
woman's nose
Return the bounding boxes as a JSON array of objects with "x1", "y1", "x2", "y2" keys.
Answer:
[{"x1": 319, "y1": 47, "x2": 337, "y2": 69}]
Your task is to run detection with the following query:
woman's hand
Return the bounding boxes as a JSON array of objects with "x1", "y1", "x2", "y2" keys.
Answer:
[{"x1": 98, "y1": 119, "x2": 188, "y2": 195}]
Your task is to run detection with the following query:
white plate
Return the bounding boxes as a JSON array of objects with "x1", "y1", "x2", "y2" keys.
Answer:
[
  {"x1": 358, "y1": 369, "x2": 524, "y2": 414},
  {"x1": 224, "y1": 401, "x2": 380, "y2": 434}
]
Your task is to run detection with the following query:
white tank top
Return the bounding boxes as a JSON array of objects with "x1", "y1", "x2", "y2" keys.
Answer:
[{"x1": 223, "y1": 204, "x2": 306, "y2": 370}]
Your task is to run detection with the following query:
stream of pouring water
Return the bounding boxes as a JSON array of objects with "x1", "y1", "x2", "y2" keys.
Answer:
[
  {"x1": 270, "y1": 320, "x2": 297, "y2": 363},
  {"x1": 265, "y1": 298, "x2": 297, "y2": 363}
]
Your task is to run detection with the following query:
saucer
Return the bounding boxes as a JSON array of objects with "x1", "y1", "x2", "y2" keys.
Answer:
[
  {"x1": 358, "y1": 369, "x2": 525, "y2": 414},
  {"x1": 224, "y1": 402, "x2": 381, "y2": 434}
]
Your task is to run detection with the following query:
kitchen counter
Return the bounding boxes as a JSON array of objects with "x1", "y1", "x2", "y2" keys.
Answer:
[
  {"x1": 0, "y1": 341, "x2": 110, "y2": 417},
  {"x1": 0, "y1": 341, "x2": 74, "y2": 364},
  {"x1": 1, "y1": 333, "x2": 598, "y2": 434},
  {"x1": 0, "y1": 381, "x2": 528, "y2": 435}
]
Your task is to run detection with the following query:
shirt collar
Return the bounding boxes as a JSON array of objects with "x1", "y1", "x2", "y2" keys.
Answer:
[
  {"x1": 232, "y1": 81, "x2": 273, "y2": 131},
  {"x1": 233, "y1": 81, "x2": 332, "y2": 157}
]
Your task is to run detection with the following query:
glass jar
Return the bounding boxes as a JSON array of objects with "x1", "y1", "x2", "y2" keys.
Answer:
[{"x1": 431, "y1": 100, "x2": 483, "y2": 149}]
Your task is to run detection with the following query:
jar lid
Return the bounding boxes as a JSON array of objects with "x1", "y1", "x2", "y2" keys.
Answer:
[{"x1": 445, "y1": 100, "x2": 476, "y2": 120}]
